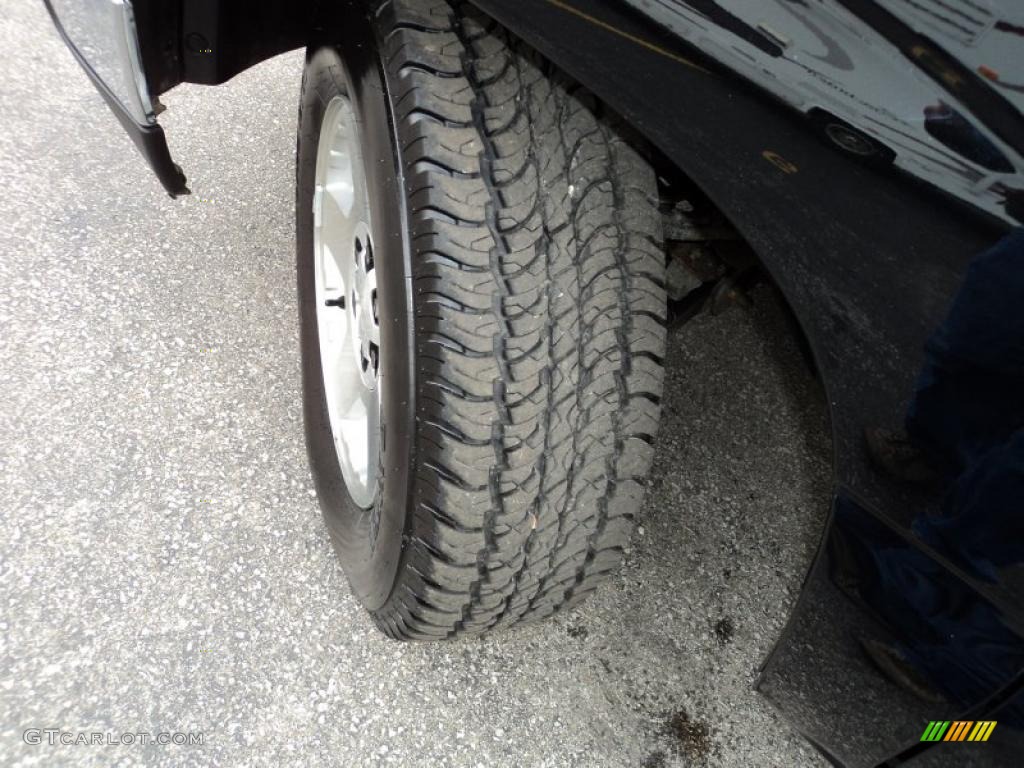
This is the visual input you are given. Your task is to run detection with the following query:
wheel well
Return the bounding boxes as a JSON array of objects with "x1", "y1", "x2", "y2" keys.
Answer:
[
  {"x1": 136, "y1": 0, "x2": 318, "y2": 95},
  {"x1": 142, "y1": 0, "x2": 824, "y2": 390},
  {"x1": 646, "y1": 148, "x2": 823, "y2": 387}
]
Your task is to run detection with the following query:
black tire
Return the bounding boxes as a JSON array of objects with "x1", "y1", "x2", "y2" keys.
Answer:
[{"x1": 297, "y1": 0, "x2": 666, "y2": 640}]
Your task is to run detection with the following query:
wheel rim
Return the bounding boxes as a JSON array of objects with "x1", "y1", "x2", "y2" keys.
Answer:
[
  {"x1": 313, "y1": 95, "x2": 381, "y2": 509},
  {"x1": 825, "y1": 122, "x2": 877, "y2": 156}
]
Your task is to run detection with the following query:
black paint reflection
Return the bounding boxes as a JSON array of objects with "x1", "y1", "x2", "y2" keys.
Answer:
[
  {"x1": 832, "y1": 497, "x2": 1024, "y2": 710},
  {"x1": 868, "y1": 229, "x2": 1024, "y2": 589},
  {"x1": 923, "y1": 102, "x2": 1015, "y2": 174}
]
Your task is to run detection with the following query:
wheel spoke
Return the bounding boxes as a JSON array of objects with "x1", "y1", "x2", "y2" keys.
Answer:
[
  {"x1": 364, "y1": 268, "x2": 380, "y2": 344},
  {"x1": 334, "y1": 383, "x2": 378, "y2": 487},
  {"x1": 319, "y1": 188, "x2": 354, "y2": 262},
  {"x1": 320, "y1": 245, "x2": 345, "y2": 294},
  {"x1": 331, "y1": 348, "x2": 362, "y2": 419},
  {"x1": 319, "y1": 303, "x2": 342, "y2": 345}
]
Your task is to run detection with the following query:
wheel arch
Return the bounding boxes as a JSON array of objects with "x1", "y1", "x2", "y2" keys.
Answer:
[{"x1": 136, "y1": 0, "x2": 322, "y2": 95}]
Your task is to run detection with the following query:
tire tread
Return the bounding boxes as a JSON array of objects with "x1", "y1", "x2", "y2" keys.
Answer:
[{"x1": 371, "y1": 0, "x2": 666, "y2": 639}]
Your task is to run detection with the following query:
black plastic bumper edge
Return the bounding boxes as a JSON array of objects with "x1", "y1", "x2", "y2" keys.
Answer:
[{"x1": 42, "y1": 0, "x2": 190, "y2": 198}]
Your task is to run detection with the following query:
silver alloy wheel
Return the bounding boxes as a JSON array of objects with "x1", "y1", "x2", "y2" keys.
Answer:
[{"x1": 312, "y1": 95, "x2": 381, "y2": 509}]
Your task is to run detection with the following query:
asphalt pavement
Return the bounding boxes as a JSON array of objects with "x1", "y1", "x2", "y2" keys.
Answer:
[{"x1": 1, "y1": 2, "x2": 832, "y2": 766}]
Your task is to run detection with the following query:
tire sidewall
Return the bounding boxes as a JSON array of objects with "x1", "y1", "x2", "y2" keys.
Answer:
[{"x1": 297, "y1": 21, "x2": 414, "y2": 611}]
